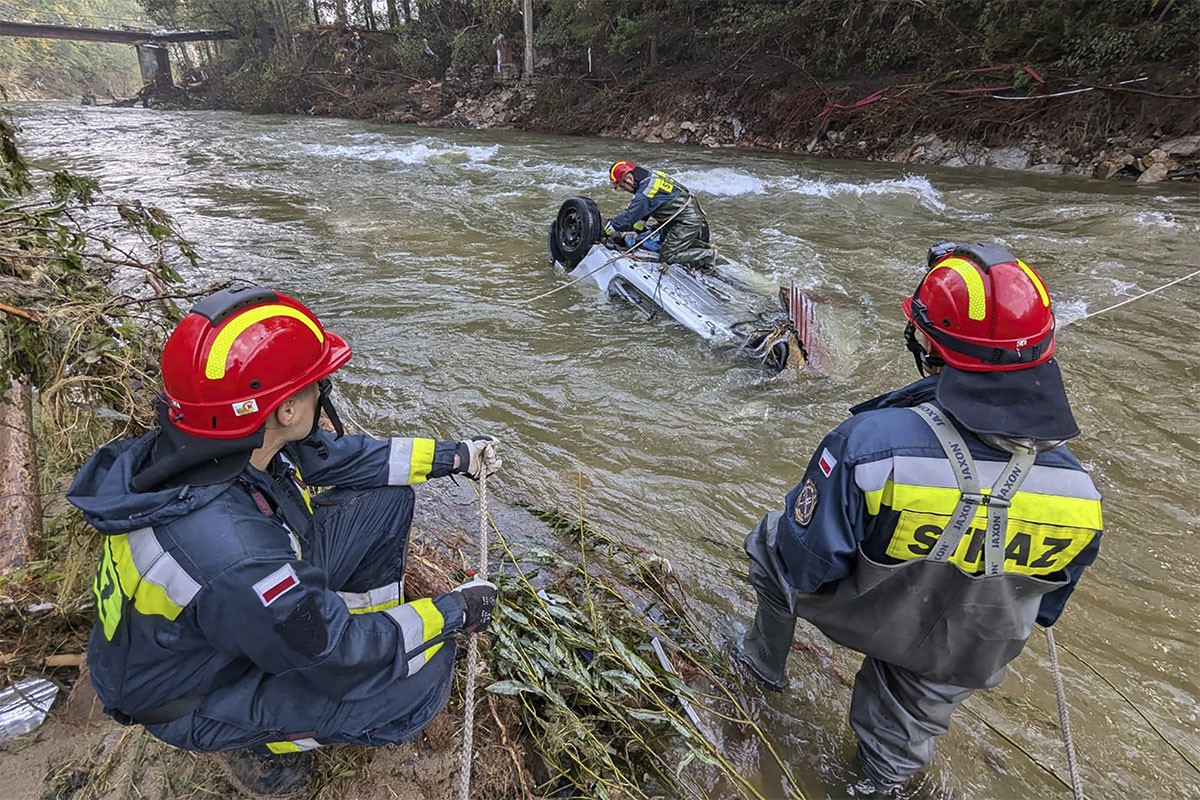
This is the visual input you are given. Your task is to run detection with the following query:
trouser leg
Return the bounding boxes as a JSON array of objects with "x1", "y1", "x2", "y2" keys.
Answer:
[
  {"x1": 148, "y1": 485, "x2": 450, "y2": 754},
  {"x1": 849, "y1": 656, "x2": 975, "y2": 786},
  {"x1": 307, "y1": 485, "x2": 414, "y2": 594},
  {"x1": 660, "y1": 211, "x2": 714, "y2": 270},
  {"x1": 740, "y1": 512, "x2": 798, "y2": 690}
]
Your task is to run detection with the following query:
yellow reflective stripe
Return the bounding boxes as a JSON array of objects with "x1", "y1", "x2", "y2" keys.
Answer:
[
  {"x1": 885, "y1": 510, "x2": 1096, "y2": 576},
  {"x1": 411, "y1": 597, "x2": 445, "y2": 661},
  {"x1": 888, "y1": 482, "x2": 1103, "y2": 530},
  {"x1": 387, "y1": 437, "x2": 437, "y2": 485},
  {"x1": 339, "y1": 582, "x2": 401, "y2": 615},
  {"x1": 646, "y1": 172, "x2": 674, "y2": 197},
  {"x1": 293, "y1": 469, "x2": 312, "y2": 513},
  {"x1": 932, "y1": 257, "x2": 986, "y2": 320},
  {"x1": 266, "y1": 738, "x2": 321, "y2": 754},
  {"x1": 205, "y1": 305, "x2": 323, "y2": 380},
  {"x1": 104, "y1": 530, "x2": 199, "y2": 623},
  {"x1": 863, "y1": 481, "x2": 892, "y2": 516},
  {"x1": 385, "y1": 598, "x2": 447, "y2": 674},
  {"x1": 94, "y1": 538, "x2": 124, "y2": 641},
  {"x1": 1017, "y1": 259, "x2": 1050, "y2": 306},
  {"x1": 407, "y1": 438, "x2": 436, "y2": 484}
]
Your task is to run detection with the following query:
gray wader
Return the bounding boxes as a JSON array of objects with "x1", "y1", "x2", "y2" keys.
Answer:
[
  {"x1": 657, "y1": 197, "x2": 713, "y2": 271},
  {"x1": 743, "y1": 403, "x2": 1066, "y2": 785}
]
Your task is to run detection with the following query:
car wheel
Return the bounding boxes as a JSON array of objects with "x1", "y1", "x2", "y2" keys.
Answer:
[{"x1": 552, "y1": 196, "x2": 602, "y2": 269}]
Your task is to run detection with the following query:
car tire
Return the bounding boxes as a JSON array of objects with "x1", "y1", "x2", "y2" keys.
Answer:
[{"x1": 551, "y1": 196, "x2": 602, "y2": 270}]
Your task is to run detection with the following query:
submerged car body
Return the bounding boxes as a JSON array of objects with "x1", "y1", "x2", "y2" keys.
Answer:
[{"x1": 548, "y1": 196, "x2": 810, "y2": 371}]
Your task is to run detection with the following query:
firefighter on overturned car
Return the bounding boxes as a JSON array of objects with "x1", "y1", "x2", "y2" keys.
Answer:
[
  {"x1": 67, "y1": 285, "x2": 501, "y2": 797},
  {"x1": 736, "y1": 242, "x2": 1104, "y2": 793}
]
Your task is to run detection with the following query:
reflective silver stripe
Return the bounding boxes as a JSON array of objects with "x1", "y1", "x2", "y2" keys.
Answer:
[
  {"x1": 890, "y1": 455, "x2": 1099, "y2": 499},
  {"x1": 854, "y1": 458, "x2": 893, "y2": 493},
  {"x1": 387, "y1": 438, "x2": 415, "y2": 485},
  {"x1": 266, "y1": 737, "x2": 322, "y2": 754},
  {"x1": 384, "y1": 603, "x2": 431, "y2": 674},
  {"x1": 338, "y1": 581, "x2": 401, "y2": 614},
  {"x1": 126, "y1": 527, "x2": 201, "y2": 607}
]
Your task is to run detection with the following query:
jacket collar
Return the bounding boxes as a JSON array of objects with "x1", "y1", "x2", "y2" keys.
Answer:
[{"x1": 849, "y1": 375, "x2": 938, "y2": 416}]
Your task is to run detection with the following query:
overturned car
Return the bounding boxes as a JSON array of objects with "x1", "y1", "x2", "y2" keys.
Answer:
[{"x1": 547, "y1": 196, "x2": 811, "y2": 371}]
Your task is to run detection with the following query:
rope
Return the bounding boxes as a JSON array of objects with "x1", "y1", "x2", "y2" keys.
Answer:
[
  {"x1": 526, "y1": 195, "x2": 696, "y2": 304},
  {"x1": 456, "y1": 453, "x2": 492, "y2": 800},
  {"x1": 1047, "y1": 628, "x2": 1085, "y2": 800},
  {"x1": 336, "y1": 398, "x2": 490, "y2": 799},
  {"x1": 1064, "y1": 269, "x2": 1200, "y2": 326}
]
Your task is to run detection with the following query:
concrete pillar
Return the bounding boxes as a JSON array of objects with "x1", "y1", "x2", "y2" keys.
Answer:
[{"x1": 136, "y1": 43, "x2": 172, "y2": 89}]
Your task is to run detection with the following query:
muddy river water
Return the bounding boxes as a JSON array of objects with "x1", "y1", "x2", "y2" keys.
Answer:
[{"x1": 12, "y1": 101, "x2": 1199, "y2": 799}]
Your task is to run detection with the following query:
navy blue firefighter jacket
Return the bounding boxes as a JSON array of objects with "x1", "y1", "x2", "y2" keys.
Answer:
[
  {"x1": 66, "y1": 429, "x2": 468, "y2": 723},
  {"x1": 775, "y1": 376, "x2": 1103, "y2": 630}
]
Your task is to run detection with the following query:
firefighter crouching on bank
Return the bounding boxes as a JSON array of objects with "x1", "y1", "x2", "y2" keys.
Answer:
[
  {"x1": 736, "y1": 243, "x2": 1104, "y2": 792},
  {"x1": 67, "y1": 285, "x2": 501, "y2": 797}
]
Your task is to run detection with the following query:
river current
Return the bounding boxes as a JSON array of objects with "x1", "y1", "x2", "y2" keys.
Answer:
[{"x1": 11, "y1": 102, "x2": 1200, "y2": 799}]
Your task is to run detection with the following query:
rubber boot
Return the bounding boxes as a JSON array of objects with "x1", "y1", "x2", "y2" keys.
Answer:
[
  {"x1": 217, "y1": 748, "x2": 312, "y2": 797},
  {"x1": 735, "y1": 605, "x2": 796, "y2": 692}
]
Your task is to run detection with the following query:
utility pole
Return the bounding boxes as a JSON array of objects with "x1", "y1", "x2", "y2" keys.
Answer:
[{"x1": 522, "y1": 0, "x2": 534, "y2": 78}]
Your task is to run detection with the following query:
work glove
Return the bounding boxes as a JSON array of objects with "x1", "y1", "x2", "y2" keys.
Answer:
[
  {"x1": 454, "y1": 436, "x2": 501, "y2": 480},
  {"x1": 451, "y1": 577, "x2": 497, "y2": 634},
  {"x1": 603, "y1": 219, "x2": 616, "y2": 237}
]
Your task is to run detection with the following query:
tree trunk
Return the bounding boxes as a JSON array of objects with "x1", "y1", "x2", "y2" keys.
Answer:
[
  {"x1": 362, "y1": 0, "x2": 376, "y2": 30},
  {"x1": 312, "y1": 0, "x2": 321, "y2": 25},
  {"x1": 522, "y1": 0, "x2": 534, "y2": 77},
  {"x1": 335, "y1": 0, "x2": 348, "y2": 26},
  {"x1": 400, "y1": 0, "x2": 412, "y2": 24},
  {"x1": 385, "y1": 0, "x2": 399, "y2": 29},
  {"x1": 0, "y1": 380, "x2": 42, "y2": 577}
]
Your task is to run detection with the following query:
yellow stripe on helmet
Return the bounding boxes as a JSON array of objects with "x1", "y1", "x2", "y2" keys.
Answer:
[
  {"x1": 205, "y1": 305, "x2": 323, "y2": 380},
  {"x1": 1016, "y1": 259, "x2": 1051, "y2": 306},
  {"x1": 932, "y1": 257, "x2": 987, "y2": 321}
]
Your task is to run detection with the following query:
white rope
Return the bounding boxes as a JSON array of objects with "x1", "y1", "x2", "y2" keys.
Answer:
[
  {"x1": 335, "y1": 400, "x2": 487, "y2": 800},
  {"x1": 456, "y1": 457, "x2": 491, "y2": 800},
  {"x1": 1064, "y1": 269, "x2": 1200, "y2": 326},
  {"x1": 1047, "y1": 628, "x2": 1085, "y2": 800}
]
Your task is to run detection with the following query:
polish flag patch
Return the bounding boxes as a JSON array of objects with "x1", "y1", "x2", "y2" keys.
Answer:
[
  {"x1": 253, "y1": 564, "x2": 299, "y2": 607},
  {"x1": 818, "y1": 448, "x2": 838, "y2": 478}
]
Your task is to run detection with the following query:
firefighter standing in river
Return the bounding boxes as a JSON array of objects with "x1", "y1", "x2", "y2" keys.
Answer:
[
  {"x1": 736, "y1": 243, "x2": 1104, "y2": 792},
  {"x1": 68, "y1": 285, "x2": 501, "y2": 797}
]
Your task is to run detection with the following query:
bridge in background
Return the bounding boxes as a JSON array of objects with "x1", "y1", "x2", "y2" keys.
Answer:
[
  {"x1": 0, "y1": 20, "x2": 236, "y2": 99},
  {"x1": 0, "y1": 20, "x2": 234, "y2": 45}
]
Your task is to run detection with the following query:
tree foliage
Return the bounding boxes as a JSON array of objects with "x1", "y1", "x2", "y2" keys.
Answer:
[
  {"x1": 0, "y1": 0, "x2": 148, "y2": 99},
  {"x1": 0, "y1": 100, "x2": 194, "y2": 452}
]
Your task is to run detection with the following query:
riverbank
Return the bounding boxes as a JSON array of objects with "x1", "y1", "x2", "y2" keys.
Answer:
[
  {"x1": 188, "y1": 25, "x2": 1200, "y2": 183},
  {"x1": 419, "y1": 66, "x2": 1200, "y2": 181}
]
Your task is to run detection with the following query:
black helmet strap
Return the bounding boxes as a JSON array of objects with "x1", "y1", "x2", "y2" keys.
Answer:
[
  {"x1": 301, "y1": 377, "x2": 345, "y2": 460},
  {"x1": 904, "y1": 321, "x2": 943, "y2": 377}
]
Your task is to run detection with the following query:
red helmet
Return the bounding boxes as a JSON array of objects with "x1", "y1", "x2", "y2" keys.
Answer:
[
  {"x1": 160, "y1": 286, "x2": 352, "y2": 439},
  {"x1": 902, "y1": 243, "x2": 1055, "y2": 373},
  {"x1": 609, "y1": 159, "x2": 636, "y2": 184}
]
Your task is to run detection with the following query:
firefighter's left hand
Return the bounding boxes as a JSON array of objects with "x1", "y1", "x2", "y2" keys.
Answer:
[{"x1": 454, "y1": 436, "x2": 501, "y2": 480}]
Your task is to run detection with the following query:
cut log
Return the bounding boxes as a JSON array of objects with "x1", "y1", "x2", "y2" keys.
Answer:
[{"x1": 0, "y1": 379, "x2": 42, "y2": 577}]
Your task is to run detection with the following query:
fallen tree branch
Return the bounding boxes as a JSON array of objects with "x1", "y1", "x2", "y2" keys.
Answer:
[{"x1": 0, "y1": 301, "x2": 40, "y2": 322}]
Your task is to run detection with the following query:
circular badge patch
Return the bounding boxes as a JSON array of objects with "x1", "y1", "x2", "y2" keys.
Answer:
[{"x1": 793, "y1": 479, "x2": 818, "y2": 526}]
